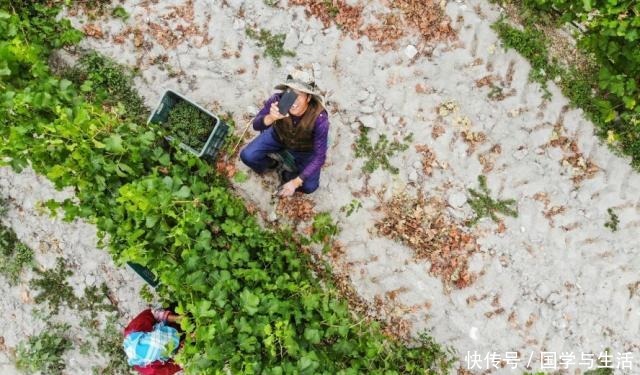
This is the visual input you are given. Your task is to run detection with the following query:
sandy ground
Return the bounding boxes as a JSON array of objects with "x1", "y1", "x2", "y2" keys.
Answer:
[
  {"x1": 3, "y1": 0, "x2": 639, "y2": 373},
  {"x1": 0, "y1": 167, "x2": 150, "y2": 374}
]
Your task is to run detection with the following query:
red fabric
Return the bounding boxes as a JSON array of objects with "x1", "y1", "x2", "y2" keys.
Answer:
[
  {"x1": 124, "y1": 309, "x2": 183, "y2": 375},
  {"x1": 124, "y1": 309, "x2": 156, "y2": 336},
  {"x1": 133, "y1": 361, "x2": 182, "y2": 375}
]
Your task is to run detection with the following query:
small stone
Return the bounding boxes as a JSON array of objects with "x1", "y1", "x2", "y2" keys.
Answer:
[
  {"x1": 383, "y1": 101, "x2": 392, "y2": 111},
  {"x1": 408, "y1": 169, "x2": 418, "y2": 182},
  {"x1": 412, "y1": 161, "x2": 422, "y2": 169},
  {"x1": 535, "y1": 283, "x2": 551, "y2": 299},
  {"x1": 85, "y1": 275, "x2": 97, "y2": 286},
  {"x1": 267, "y1": 210, "x2": 278, "y2": 222},
  {"x1": 546, "y1": 291, "x2": 562, "y2": 306},
  {"x1": 358, "y1": 115, "x2": 377, "y2": 129},
  {"x1": 302, "y1": 33, "x2": 314, "y2": 45},
  {"x1": 520, "y1": 226, "x2": 526, "y2": 232},
  {"x1": 364, "y1": 94, "x2": 377, "y2": 107},
  {"x1": 513, "y1": 147, "x2": 528, "y2": 160},
  {"x1": 312, "y1": 62, "x2": 322, "y2": 78},
  {"x1": 226, "y1": 0, "x2": 244, "y2": 10},
  {"x1": 534, "y1": 147, "x2": 545, "y2": 155},
  {"x1": 232, "y1": 18, "x2": 246, "y2": 31},
  {"x1": 469, "y1": 326, "x2": 479, "y2": 341},
  {"x1": 246, "y1": 105, "x2": 258, "y2": 115},
  {"x1": 404, "y1": 44, "x2": 418, "y2": 59},
  {"x1": 360, "y1": 106, "x2": 374, "y2": 114},
  {"x1": 356, "y1": 90, "x2": 369, "y2": 102},
  {"x1": 448, "y1": 192, "x2": 467, "y2": 208},
  {"x1": 283, "y1": 29, "x2": 299, "y2": 50}
]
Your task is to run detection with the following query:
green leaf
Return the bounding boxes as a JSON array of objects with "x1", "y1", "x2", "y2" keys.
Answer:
[
  {"x1": 233, "y1": 170, "x2": 248, "y2": 183},
  {"x1": 239, "y1": 289, "x2": 260, "y2": 315},
  {"x1": 174, "y1": 185, "x2": 191, "y2": 199},
  {"x1": 623, "y1": 96, "x2": 636, "y2": 110},
  {"x1": 104, "y1": 134, "x2": 125, "y2": 153},
  {"x1": 303, "y1": 328, "x2": 321, "y2": 344}
]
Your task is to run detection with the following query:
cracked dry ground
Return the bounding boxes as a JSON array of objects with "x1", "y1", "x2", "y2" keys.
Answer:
[{"x1": 63, "y1": 0, "x2": 640, "y2": 372}]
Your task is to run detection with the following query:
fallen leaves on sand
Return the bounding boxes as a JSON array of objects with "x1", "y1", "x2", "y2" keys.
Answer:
[
  {"x1": 414, "y1": 144, "x2": 438, "y2": 176},
  {"x1": 276, "y1": 194, "x2": 316, "y2": 222},
  {"x1": 375, "y1": 192, "x2": 479, "y2": 289},
  {"x1": 437, "y1": 100, "x2": 459, "y2": 117},
  {"x1": 548, "y1": 120, "x2": 599, "y2": 184},
  {"x1": 391, "y1": 0, "x2": 454, "y2": 43},
  {"x1": 289, "y1": 0, "x2": 363, "y2": 36},
  {"x1": 461, "y1": 130, "x2": 487, "y2": 155},
  {"x1": 432, "y1": 123, "x2": 446, "y2": 139},
  {"x1": 83, "y1": 24, "x2": 104, "y2": 39},
  {"x1": 478, "y1": 144, "x2": 501, "y2": 173},
  {"x1": 110, "y1": 0, "x2": 208, "y2": 52},
  {"x1": 215, "y1": 160, "x2": 237, "y2": 179},
  {"x1": 290, "y1": 0, "x2": 454, "y2": 51}
]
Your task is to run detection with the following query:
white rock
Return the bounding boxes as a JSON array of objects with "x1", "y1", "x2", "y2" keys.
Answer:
[
  {"x1": 267, "y1": 210, "x2": 278, "y2": 222},
  {"x1": 360, "y1": 106, "x2": 374, "y2": 114},
  {"x1": 226, "y1": 0, "x2": 244, "y2": 10},
  {"x1": 302, "y1": 33, "x2": 314, "y2": 45},
  {"x1": 85, "y1": 274, "x2": 97, "y2": 286},
  {"x1": 232, "y1": 18, "x2": 246, "y2": 31},
  {"x1": 408, "y1": 169, "x2": 419, "y2": 182},
  {"x1": 513, "y1": 147, "x2": 529, "y2": 160},
  {"x1": 312, "y1": 62, "x2": 322, "y2": 78},
  {"x1": 412, "y1": 161, "x2": 422, "y2": 169},
  {"x1": 283, "y1": 29, "x2": 299, "y2": 50},
  {"x1": 356, "y1": 90, "x2": 369, "y2": 102},
  {"x1": 546, "y1": 291, "x2": 563, "y2": 306},
  {"x1": 469, "y1": 326, "x2": 479, "y2": 341},
  {"x1": 448, "y1": 192, "x2": 467, "y2": 208},
  {"x1": 246, "y1": 105, "x2": 258, "y2": 115},
  {"x1": 364, "y1": 94, "x2": 377, "y2": 107},
  {"x1": 383, "y1": 101, "x2": 393, "y2": 111},
  {"x1": 534, "y1": 147, "x2": 545, "y2": 155},
  {"x1": 358, "y1": 115, "x2": 377, "y2": 129},
  {"x1": 404, "y1": 44, "x2": 418, "y2": 59}
]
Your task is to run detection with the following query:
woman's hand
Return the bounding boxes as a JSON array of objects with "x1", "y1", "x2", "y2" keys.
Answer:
[
  {"x1": 264, "y1": 102, "x2": 288, "y2": 126},
  {"x1": 167, "y1": 313, "x2": 183, "y2": 324},
  {"x1": 277, "y1": 177, "x2": 303, "y2": 197}
]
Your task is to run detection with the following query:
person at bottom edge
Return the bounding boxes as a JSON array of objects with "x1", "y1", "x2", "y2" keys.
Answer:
[
  {"x1": 240, "y1": 64, "x2": 330, "y2": 197},
  {"x1": 123, "y1": 308, "x2": 183, "y2": 375}
]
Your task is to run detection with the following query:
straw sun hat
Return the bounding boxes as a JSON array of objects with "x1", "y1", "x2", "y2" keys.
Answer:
[{"x1": 274, "y1": 64, "x2": 326, "y2": 109}]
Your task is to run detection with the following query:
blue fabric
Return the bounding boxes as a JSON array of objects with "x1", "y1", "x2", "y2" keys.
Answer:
[
  {"x1": 240, "y1": 127, "x2": 321, "y2": 193},
  {"x1": 123, "y1": 322, "x2": 180, "y2": 367}
]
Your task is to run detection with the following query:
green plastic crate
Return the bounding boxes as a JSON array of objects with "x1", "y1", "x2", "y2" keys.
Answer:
[{"x1": 148, "y1": 90, "x2": 229, "y2": 158}]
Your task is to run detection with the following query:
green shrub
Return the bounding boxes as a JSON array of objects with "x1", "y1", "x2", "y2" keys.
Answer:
[{"x1": 15, "y1": 323, "x2": 73, "y2": 375}]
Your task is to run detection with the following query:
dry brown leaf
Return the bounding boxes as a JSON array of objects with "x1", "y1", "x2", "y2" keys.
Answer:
[{"x1": 83, "y1": 24, "x2": 104, "y2": 39}]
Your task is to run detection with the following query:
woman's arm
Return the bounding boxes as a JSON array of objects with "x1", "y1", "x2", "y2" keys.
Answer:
[
  {"x1": 298, "y1": 111, "x2": 329, "y2": 181},
  {"x1": 253, "y1": 93, "x2": 282, "y2": 131}
]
